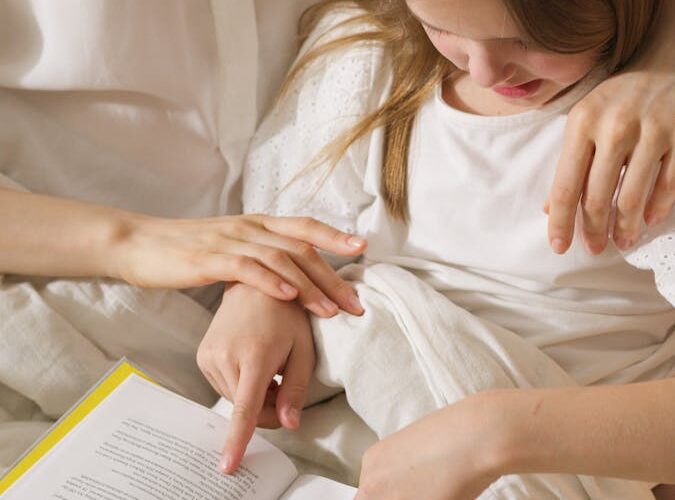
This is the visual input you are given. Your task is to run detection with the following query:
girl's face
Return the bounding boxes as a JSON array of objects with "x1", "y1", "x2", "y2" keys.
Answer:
[{"x1": 407, "y1": 0, "x2": 600, "y2": 108}]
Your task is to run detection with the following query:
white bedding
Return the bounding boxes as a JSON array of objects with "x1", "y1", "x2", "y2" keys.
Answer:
[
  {"x1": 252, "y1": 263, "x2": 660, "y2": 499},
  {"x1": 0, "y1": 0, "x2": 317, "y2": 472}
]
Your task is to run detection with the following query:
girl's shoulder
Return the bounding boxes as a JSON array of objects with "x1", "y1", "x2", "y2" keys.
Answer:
[
  {"x1": 300, "y1": 3, "x2": 381, "y2": 50},
  {"x1": 258, "y1": 3, "x2": 390, "y2": 140},
  {"x1": 295, "y1": 3, "x2": 389, "y2": 80}
]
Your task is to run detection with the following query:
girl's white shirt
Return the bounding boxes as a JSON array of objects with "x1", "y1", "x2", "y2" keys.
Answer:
[{"x1": 244, "y1": 8, "x2": 675, "y2": 386}]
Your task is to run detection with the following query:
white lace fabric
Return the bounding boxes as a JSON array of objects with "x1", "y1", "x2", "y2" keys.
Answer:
[{"x1": 623, "y1": 217, "x2": 675, "y2": 305}]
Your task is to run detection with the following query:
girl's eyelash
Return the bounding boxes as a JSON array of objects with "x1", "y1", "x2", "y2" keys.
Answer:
[
  {"x1": 421, "y1": 20, "x2": 532, "y2": 49},
  {"x1": 515, "y1": 39, "x2": 530, "y2": 50},
  {"x1": 422, "y1": 23, "x2": 450, "y2": 36}
]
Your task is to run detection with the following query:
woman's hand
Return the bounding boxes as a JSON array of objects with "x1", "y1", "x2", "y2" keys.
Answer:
[
  {"x1": 196, "y1": 283, "x2": 315, "y2": 474},
  {"x1": 356, "y1": 394, "x2": 504, "y2": 500},
  {"x1": 0, "y1": 188, "x2": 366, "y2": 316},
  {"x1": 116, "y1": 213, "x2": 366, "y2": 317},
  {"x1": 546, "y1": 70, "x2": 675, "y2": 255}
]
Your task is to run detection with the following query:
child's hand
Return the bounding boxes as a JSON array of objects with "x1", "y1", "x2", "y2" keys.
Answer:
[{"x1": 196, "y1": 283, "x2": 315, "y2": 474}]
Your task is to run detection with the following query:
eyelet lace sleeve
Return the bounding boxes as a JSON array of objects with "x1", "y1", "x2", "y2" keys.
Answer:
[
  {"x1": 622, "y1": 215, "x2": 675, "y2": 306},
  {"x1": 242, "y1": 7, "x2": 386, "y2": 242}
]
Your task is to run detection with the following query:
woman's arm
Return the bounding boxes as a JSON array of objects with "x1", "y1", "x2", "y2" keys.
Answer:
[
  {"x1": 0, "y1": 187, "x2": 365, "y2": 316},
  {"x1": 0, "y1": 187, "x2": 129, "y2": 279},
  {"x1": 494, "y1": 379, "x2": 675, "y2": 482},
  {"x1": 356, "y1": 379, "x2": 675, "y2": 499},
  {"x1": 547, "y1": 0, "x2": 675, "y2": 255}
]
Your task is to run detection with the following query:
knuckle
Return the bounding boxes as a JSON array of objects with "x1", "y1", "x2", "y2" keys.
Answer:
[
  {"x1": 640, "y1": 116, "x2": 666, "y2": 139},
  {"x1": 295, "y1": 216, "x2": 320, "y2": 234},
  {"x1": 231, "y1": 402, "x2": 255, "y2": 422},
  {"x1": 293, "y1": 241, "x2": 319, "y2": 261},
  {"x1": 225, "y1": 219, "x2": 255, "y2": 239},
  {"x1": 550, "y1": 184, "x2": 579, "y2": 207},
  {"x1": 265, "y1": 248, "x2": 290, "y2": 266},
  {"x1": 244, "y1": 342, "x2": 271, "y2": 364},
  {"x1": 605, "y1": 122, "x2": 632, "y2": 145},
  {"x1": 331, "y1": 228, "x2": 345, "y2": 244},
  {"x1": 228, "y1": 255, "x2": 256, "y2": 272},
  {"x1": 331, "y1": 278, "x2": 353, "y2": 295},
  {"x1": 582, "y1": 195, "x2": 610, "y2": 217},
  {"x1": 608, "y1": 108, "x2": 634, "y2": 127},
  {"x1": 568, "y1": 103, "x2": 594, "y2": 128},
  {"x1": 616, "y1": 192, "x2": 642, "y2": 214},
  {"x1": 281, "y1": 382, "x2": 309, "y2": 399},
  {"x1": 186, "y1": 248, "x2": 208, "y2": 266}
]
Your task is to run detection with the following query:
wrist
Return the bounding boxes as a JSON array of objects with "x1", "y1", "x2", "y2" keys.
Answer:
[
  {"x1": 97, "y1": 209, "x2": 150, "y2": 281},
  {"x1": 468, "y1": 389, "x2": 549, "y2": 478}
]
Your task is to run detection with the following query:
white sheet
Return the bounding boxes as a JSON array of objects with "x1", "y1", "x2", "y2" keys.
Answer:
[{"x1": 253, "y1": 263, "x2": 659, "y2": 499}]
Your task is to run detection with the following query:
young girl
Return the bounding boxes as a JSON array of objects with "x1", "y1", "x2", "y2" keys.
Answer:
[{"x1": 198, "y1": 0, "x2": 675, "y2": 497}]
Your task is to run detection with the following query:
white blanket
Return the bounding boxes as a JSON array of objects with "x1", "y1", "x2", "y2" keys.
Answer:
[
  {"x1": 0, "y1": 269, "x2": 219, "y2": 472},
  {"x1": 252, "y1": 262, "x2": 658, "y2": 499}
]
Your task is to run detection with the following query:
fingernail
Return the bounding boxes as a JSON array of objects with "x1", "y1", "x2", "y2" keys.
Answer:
[
  {"x1": 551, "y1": 238, "x2": 567, "y2": 254},
  {"x1": 347, "y1": 235, "x2": 367, "y2": 248},
  {"x1": 279, "y1": 282, "x2": 297, "y2": 297},
  {"x1": 615, "y1": 237, "x2": 634, "y2": 250},
  {"x1": 219, "y1": 455, "x2": 231, "y2": 474},
  {"x1": 285, "y1": 407, "x2": 301, "y2": 428},
  {"x1": 307, "y1": 300, "x2": 338, "y2": 317},
  {"x1": 349, "y1": 292, "x2": 364, "y2": 314},
  {"x1": 584, "y1": 241, "x2": 604, "y2": 255},
  {"x1": 320, "y1": 298, "x2": 339, "y2": 315}
]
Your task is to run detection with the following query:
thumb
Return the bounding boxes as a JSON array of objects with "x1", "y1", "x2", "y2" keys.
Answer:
[{"x1": 276, "y1": 346, "x2": 314, "y2": 429}]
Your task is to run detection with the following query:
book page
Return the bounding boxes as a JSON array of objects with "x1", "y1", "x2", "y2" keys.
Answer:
[
  {"x1": 280, "y1": 474, "x2": 356, "y2": 500},
  {"x1": 1, "y1": 375, "x2": 297, "y2": 500}
]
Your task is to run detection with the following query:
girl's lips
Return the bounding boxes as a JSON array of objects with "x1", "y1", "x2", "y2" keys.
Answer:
[{"x1": 493, "y1": 79, "x2": 542, "y2": 98}]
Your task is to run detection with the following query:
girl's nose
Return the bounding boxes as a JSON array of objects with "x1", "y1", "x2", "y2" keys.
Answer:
[{"x1": 466, "y1": 42, "x2": 514, "y2": 88}]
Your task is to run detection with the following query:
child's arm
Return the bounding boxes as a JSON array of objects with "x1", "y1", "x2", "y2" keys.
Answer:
[
  {"x1": 547, "y1": 0, "x2": 674, "y2": 255},
  {"x1": 212, "y1": 6, "x2": 386, "y2": 474},
  {"x1": 355, "y1": 379, "x2": 675, "y2": 499},
  {"x1": 197, "y1": 283, "x2": 314, "y2": 474}
]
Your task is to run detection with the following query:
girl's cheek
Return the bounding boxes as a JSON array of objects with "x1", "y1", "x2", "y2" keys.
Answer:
[{"x1": 525, "y1": 51, "x2": 599, "y2": 85}]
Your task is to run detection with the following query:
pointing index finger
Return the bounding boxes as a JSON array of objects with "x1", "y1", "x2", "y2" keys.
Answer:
[{"x1": 220, "y1": 362, "x2": 274, "y2": 474}]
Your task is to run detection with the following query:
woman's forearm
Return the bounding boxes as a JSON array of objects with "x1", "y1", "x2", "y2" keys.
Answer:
[
  {"x1": 0, "y1": 187, "x2": 133, "y2": 278},
  {"x1": 492, "y1": 379, "x2": 675, "y2": 483}
]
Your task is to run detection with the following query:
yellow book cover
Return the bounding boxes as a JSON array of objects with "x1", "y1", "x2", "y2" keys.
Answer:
[{"x1": 0, "y1": 359, "x2": 153, "y2": 495}]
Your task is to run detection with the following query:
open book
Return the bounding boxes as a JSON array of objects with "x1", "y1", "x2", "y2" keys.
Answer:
[{"x1": 0, "y1": 360, "x2": 356, "y2": 500}]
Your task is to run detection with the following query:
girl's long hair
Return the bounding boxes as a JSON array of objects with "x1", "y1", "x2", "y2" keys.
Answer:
[{"x1": 280, "y1": 0, "x2": 662, "y2": 221}]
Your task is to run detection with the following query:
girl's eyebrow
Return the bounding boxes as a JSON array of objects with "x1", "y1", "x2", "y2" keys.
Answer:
[{"x1": 407, "y1": 5, "x2": 523, "y2": 42}]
